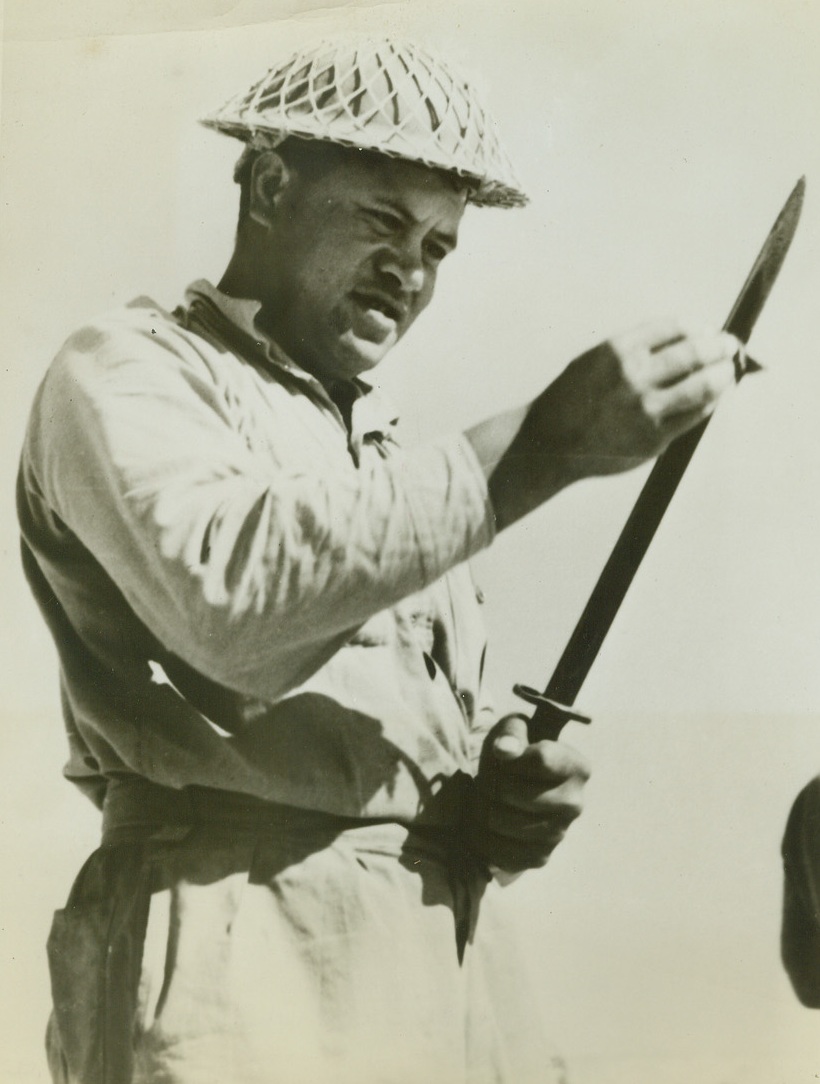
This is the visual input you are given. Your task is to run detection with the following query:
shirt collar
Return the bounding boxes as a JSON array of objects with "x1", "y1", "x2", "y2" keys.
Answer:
[
  {"x1": 185, "y1": 278, "x2": 299, "y2": 376},
  {"x1": 182, "y1": 279, "x2": 400, "y2": 444}
]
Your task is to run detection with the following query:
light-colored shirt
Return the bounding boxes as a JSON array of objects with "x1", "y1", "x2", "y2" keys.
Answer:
[{"x1": 18, "y1": 281, "x2": 497, "y2": 822}]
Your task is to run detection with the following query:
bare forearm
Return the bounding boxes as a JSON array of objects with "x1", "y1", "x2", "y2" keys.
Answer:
[{"x1": 464, "y1": 391, "x2": 584, "y2": 532}]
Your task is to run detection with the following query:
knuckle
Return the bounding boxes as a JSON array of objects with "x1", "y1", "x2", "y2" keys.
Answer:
[
  {"x1": 608, "y1": 329, "x2": 630, "y2": 355},
  {"x1": 720, "y1": 330, "x2": 739, "y2": 357},
  {"x1": 640, "y1": 389, "x2": 665, "y2": 427},
  {"x1": 492, "y1": 713, "x2": 526, "y2": 740},
  {"x1": 644, "y1": 316, "x2": 684, "y2": 348},
  {"x1": 715, "y1": 358, "x2": 736, "y2": 390},
  {"x1": 573, "y1": 756, "x2": 591, "y2": 784},
  {"x1": 539, "y1": 742, "x2": 586, "y2": 783},
  {"x1": 548, "y1": 792, "x2": 583, "y2": 827},
  {"x1": 556, "y1": 742, "x2": 591, "y2": 781},
  {"x1": 694, "y1": 379, "x2": 715, "y2": 408},
  {"x1": 685, "y1": 325, "x2": 710, "y2": 352},
  {"x1": 607, "y1": 338, "x2": 642, "y2": 390},
  {"x1": 515, "y1": 841, "x2": 556, "y2": 870},
  {"x1": 552, "y1": 779, "x2": 586, "y2": 823},
  {"x1": 619, "y1": 349, "x2": 648, "y2": 390},
  {"x1": 531, "y1": 742, "x2": 557, "y2": 772},
  {"x1": 703, "y1": 363, "x2": 732, "y2": 400},
  {"x1": 528, "y1": 851, "x2": 552, "y2": 870}
]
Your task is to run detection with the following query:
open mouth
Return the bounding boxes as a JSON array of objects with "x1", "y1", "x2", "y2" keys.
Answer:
[{"x1": 352, "y1": 291, "x2": 405, "y2": 324}]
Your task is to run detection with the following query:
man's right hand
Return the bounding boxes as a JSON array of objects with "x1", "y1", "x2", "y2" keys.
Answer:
[
  {"x1": 467, "y1": 714, "x2": 590, "y2": 874},
  {"x1": 465, "y1": 319, "x2": 739, "y2": 530}
]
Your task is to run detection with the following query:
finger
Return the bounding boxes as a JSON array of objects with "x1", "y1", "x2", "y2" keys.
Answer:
[
  {"x1": 469, "y1": 828, "x2": 562, "y2": 872},
  {"x1": 613, "y1": 316, "x2": 687, "y2": 355},
  {"x1": 485, "y1": 791, "x2": 584, "y2": 834},
  {"x1": 649, "y1": 357, "x2": 735, "y2": 421},
  {"x1": 649, "y1": 330, "x2": 739, "y2": 387},
  {"x1": 488, "y1": 714, "x2": 530, "y2": 761},
  {"x1": 487, "y1": 774, "x2": 587, "y2": 814},
  {"x1": 496, "y1": 738, "x2": 591, "y2": 785}
]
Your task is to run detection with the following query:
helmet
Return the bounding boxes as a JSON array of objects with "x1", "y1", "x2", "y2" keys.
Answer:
[{"x1": 201, "y1": 38, "x2": 527, "y2": 208}]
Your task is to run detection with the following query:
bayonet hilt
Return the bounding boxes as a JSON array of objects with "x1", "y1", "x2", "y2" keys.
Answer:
[{"x1": 513, "y1": 683, "x2": 592, "y2": 742}]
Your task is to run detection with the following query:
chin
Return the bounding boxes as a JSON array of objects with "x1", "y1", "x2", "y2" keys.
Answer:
[{"x1": 333, "y1": 332, "x2": 396, "y2": 379}]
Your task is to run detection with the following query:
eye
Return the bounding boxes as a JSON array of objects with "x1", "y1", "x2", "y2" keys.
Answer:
[
  {"x1": 422, "y1": 239, "x2": 450, "y2": 265},
  {"x1": 366, "y1": 208, "x2": 403, "y2": 234}
]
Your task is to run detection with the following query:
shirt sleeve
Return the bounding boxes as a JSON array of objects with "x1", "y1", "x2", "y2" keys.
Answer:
[{"x1": 23, "y1": 314, "x2": 496, "y2": 702}]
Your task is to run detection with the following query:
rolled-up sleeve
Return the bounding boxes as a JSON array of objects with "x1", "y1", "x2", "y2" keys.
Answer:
[{"x1": 23, "y1": 315, "x2": 496, "y2": 702}]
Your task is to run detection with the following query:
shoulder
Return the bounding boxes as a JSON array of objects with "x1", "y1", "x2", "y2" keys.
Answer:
[
  {"x1": 49, "y1": 297, "x2": 193, "y2": 381},
  {"x1": 23, "y1": 295, "x2": 240, "y2": 467},
  {"x1": 783, "y1": 775, "x2": 820, "y2": 864},
  {"x1": 790, "y1": 776, "x2": 820, "y2": 821},
  {"x1": 39, "y1": 296, "x2": 237, "y2": 417}
]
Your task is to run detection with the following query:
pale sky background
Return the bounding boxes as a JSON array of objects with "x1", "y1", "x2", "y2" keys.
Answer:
[{"x1": 2, "y1": 2, "x2": 820, "y2": 1082}]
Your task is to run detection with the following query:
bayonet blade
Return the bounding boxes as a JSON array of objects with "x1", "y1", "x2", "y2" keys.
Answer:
[
  {"x1": 724, "y1": 177, "x2": 806, "y2": 342},
  {"x1": 520, "y1": 178, "x2": 806, "y2": 740}
]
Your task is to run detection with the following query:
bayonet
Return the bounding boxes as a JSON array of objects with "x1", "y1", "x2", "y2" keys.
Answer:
[{"x1": 516, "y1": 177, "x2": 806, "y2": 741}]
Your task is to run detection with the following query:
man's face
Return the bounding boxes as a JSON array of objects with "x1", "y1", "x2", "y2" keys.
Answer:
[{"x1": 257, "y1": 150, "x2": 467, "y2": 384}]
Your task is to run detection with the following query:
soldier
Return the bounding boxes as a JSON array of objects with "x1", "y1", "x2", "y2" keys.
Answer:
[
  {"x1": 781, "y1": 776, "x2": 820, "y2": 1008},
  {"x1": 18, "y1": 39, "x2": 738, "y2": 1084}
]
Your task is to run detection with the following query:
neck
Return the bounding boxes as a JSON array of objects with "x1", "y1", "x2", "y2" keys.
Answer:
[
  {"x1": 217, "y1": 252, "x2": 359, "y2": 424},
  {"x1": 218, "y1": 251, "x2": 260, "y2": 306},
  {"x1": 218, "y1": 216, "x2": 276, "y2": 304},
  {"x1": 327, "y1": 378, "x2": 359, "y2": 433}
]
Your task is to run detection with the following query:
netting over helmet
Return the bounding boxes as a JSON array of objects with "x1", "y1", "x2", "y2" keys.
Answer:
[{"x1": 201, "y1": 39, "x2": 528, "y2": 208}]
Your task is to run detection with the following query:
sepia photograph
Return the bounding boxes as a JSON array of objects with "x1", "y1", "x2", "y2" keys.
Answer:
[{"x1": 2, "y1": 2, "x2": 819, "y2": 1081}]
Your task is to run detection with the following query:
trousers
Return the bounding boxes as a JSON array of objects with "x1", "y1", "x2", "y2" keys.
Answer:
[{"x1": 46, "y1": 779, "x2": 567, "y2": 1084}]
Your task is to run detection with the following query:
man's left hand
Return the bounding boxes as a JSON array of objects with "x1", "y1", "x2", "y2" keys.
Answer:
[{"x1": 468, "y1": 714, "x2": 590, "y2": 874}]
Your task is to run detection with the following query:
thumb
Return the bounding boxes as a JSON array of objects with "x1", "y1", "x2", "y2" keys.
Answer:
[{"x1": 490, "y1": 713, "x2": 530, "y2": 761}]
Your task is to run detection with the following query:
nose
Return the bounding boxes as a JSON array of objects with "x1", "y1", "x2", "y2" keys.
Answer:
[{"x1": 377, "y1": 240, "x2": 425, "y2": 294}]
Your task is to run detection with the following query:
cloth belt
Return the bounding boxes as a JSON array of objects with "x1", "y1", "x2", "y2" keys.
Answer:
[
  {"x1": 101, "y1": 772, "x2": 479, "y2": 849},
  {"x1": 101, "y1": 775, "x2": 394, "y2": 845},
  {"x1": 100, "y1": 773, "x2": 486, "y2": 958}
]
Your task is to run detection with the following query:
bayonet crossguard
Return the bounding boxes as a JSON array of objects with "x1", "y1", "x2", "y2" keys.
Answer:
[
  {"x1": 512, "y1": 685, "x2": 591, "y2": 742},
  {"x1": 516, "y1": 178, "x2": 806, "y2": 743}
]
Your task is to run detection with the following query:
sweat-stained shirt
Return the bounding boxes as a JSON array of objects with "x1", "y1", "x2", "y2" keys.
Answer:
[{"x1": 17, "y1": 280, "x2": 498, "y2": 823}]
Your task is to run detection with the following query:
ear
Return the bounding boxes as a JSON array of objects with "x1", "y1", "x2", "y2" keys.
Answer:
[{"x1": 248, "y1": 150, "x2": 293, "y2": 229}]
